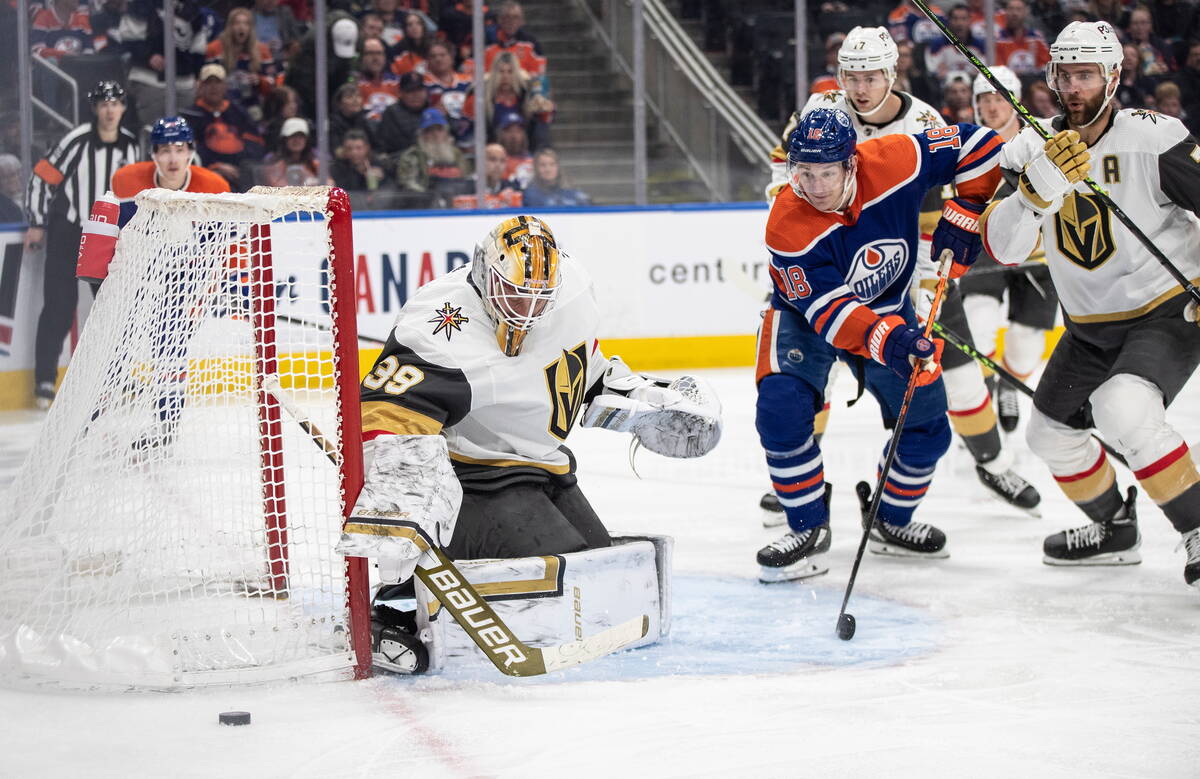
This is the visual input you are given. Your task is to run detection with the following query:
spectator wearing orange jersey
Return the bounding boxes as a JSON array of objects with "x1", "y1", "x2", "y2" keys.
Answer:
[
  {"x1": 424, "y1": 40, "x2": 473, "y2": 148},
  {"x1": 495, "y1": 108, "x2": 533, "y2": 188},
  {"x1": 30, "y1": 0, "x2": 94, "y2": 59},
  {"x1": 887, "y1": 0, "x2": 943, "y2": 46},
  {"x1": 206, "y1": 7, "x2": 278, "y2": 123},
  {"x1": 391, "y1": 12, "x2": 434, "y2": 76},
  {"x1": 995, "y1": 0, "x2": 1051, "y2": 75},
  {"x1": 181, "y1": 63, "x2": 266, "y2": 190},
  {"x1": 438, "y1": 0, "x2": 497, "y2": 64},
  {"x1": 358, "y1": 36, "x2": 402, "y2": 121},
  {"x1": 451, "y1": 142, "x2": 520, "y2": 209}
]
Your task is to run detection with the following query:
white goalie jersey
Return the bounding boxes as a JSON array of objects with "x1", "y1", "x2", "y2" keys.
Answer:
[
  {"x1": 983, "y1": 109, "x2": 1200, "y2": 336},
  {"x1": 360, "y1": 256, "x2": 609, "y2": 480},
  {"x1": 767, "y1": 89, "x2": 945, "y2": 198}
]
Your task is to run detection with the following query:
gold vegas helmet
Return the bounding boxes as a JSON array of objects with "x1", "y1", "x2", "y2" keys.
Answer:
[{"x1": 470, "y1": 215, "x2": 562, "y2": 356}]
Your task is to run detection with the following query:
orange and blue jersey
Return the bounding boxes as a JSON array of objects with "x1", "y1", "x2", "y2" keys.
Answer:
[
  {"x1": 111, "y1": 161, "x2": 231, "y2": 226},
  {"x1": 764, "y1": 123, "x2": 1002, "y2": 359}
]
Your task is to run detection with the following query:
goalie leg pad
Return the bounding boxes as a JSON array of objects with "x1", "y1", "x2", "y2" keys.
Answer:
[{"x1": 414, "y1": 535, "x2": 673, "y2": 673}]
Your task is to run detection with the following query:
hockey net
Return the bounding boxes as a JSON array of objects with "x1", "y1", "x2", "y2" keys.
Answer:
[{"x1": 0, "y1": 187, "x2": 370, "y2": 690}]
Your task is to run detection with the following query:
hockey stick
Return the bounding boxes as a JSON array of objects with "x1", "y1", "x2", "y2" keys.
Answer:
[
  {"x1": 910, "y1": 0, "x2": 1200, "y2": 307},
  {"x1": 275, "y1": 312, "x2": 389, "y2": 346},
  {"x1": 931, "y1": 321, "x2": 1130, "y2": 468},
  {"x1": 837, "y1": 252, "x2": 953, "y2": 641},
  {"x1": 260, "y1": 376, "x2": 650, "y2": 677}
]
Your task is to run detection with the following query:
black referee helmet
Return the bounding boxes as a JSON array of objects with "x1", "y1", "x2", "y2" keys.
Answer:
[{"x1": 87, "y1": 81, "x2": 127, "y2": 105}]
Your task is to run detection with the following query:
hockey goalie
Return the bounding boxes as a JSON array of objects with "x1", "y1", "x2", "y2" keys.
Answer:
[{"x1": 335, "y1": 215, "x2": 723, "y2": 674}]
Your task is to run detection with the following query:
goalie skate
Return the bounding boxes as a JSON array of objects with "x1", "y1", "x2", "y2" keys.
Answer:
[{"x1": 975, "y1": 465, "x2": 1042, "y2": 516}]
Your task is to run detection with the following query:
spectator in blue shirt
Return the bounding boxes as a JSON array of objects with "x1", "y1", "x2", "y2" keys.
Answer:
[{"x1": 521, "y1": 149, "x2": 591, "y2": 208}]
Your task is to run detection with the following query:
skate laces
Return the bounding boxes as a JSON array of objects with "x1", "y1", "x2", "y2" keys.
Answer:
[
  {"x1": 1175, "y1": 529, "x2": 1200, "y2": 562},
  {"x1": 991, "y1": 469, "x2": 1028, "y2": 495},
  {"x1": 998, "y1": 386, "x2": 1020, "y2": 415},
  {"x1": 1065, "y1": 522, "x2": 1106, "y2": 551},
  {"x1": 881, "y1": 520, "x2": 931, "y2": 545},
  {"x1": 768, "y1": 530, "x2": 810, "y2": 552}
]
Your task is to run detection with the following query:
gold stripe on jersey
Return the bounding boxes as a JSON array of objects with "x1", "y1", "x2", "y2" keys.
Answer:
[
  {"x1": 1066, "y1": 277, "x2": 1200, "y2": 323},
  {"x1": 449, "y1": 452, "x2": 572, "y2": 475},
  {"x1": 918, "y1": 208, "x2": 940, "y2": 235},
  {"x1": 1054, "y1": 192, "x2": 1116, "y2": 270},
  {"x1": 361, "y1": 400, "x2": 444, "y2": 436}
]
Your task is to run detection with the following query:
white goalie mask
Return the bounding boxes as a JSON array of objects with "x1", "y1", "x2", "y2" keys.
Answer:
[
  {"x1": 1046, "y1": 21, "x2": 1122, "y2": 127},
  {"x1": 837, "y1": 26, "x2": 899, "y2": 118},
  {"x1": 470, "y1": 215, "x2": 562, "y2": 357}
]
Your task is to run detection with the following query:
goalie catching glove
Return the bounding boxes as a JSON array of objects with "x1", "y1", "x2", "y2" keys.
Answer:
[
  {"x1": 335, "y1": 435, "x2": 462, "y2": 585},
  {"x1": 581, "y1": 356, "x2": 722, "y2": 458}
]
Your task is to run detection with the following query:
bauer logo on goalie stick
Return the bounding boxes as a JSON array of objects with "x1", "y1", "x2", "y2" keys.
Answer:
[
  {"x1": 1055, "y1": 192, "x2": 1116, "y2": 270},
  {"x1": 428, "y1": 301, "x2": 469, "y2": 341},
  {"x1": 544, "y1": 341, "x2": 589, "y2": 440},
  {"x1": 424, "y1": 567, "x2": 529, "y2": 668}
]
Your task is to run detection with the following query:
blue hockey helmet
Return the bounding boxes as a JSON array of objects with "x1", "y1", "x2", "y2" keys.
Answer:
[
  {"x1": 786, "y1": 108, "x2": 856, "y2": 166},
  {"x1": 150, "y1": 116, "x2": 194, "y2": 149}
]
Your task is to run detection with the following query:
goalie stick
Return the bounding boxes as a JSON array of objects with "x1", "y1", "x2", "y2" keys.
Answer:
[
  {"x1": 930, "y1": 321, "x2": 1130, "y2": 468},
  {"x1": 910, "y1": 0, "x2": 1200, "y2": 307},
  {"x1": 260, "y1": 376, "x2": 650, "y2": 677}
]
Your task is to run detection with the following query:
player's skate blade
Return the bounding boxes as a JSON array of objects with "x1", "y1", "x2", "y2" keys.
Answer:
[
  {"x1": 975, "y1": 465, "x2": 1042, "y2": 516},
  {"x1": 760, "y1": 491, "x2": 786, "y2": 528},
  {"x1": 1043, "y1": 487, "x2": 1140, "y2": 566},
  {"x1": 757, "y1": 525, "x2": 831, "y2": 583}
]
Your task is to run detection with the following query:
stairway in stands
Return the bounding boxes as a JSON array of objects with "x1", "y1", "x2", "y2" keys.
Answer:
[{"x1": 520, "y1": 0, "x2": 710, "y2": 204}]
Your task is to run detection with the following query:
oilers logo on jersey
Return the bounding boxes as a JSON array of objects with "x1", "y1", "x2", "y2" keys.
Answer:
[{"x1": 848, "y1": 239, "x2": 908, "y2": 301}]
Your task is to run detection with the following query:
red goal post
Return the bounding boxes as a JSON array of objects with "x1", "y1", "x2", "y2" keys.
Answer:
[{"x1": 0, "y1": 186, "x2": 372, "y2": 689}]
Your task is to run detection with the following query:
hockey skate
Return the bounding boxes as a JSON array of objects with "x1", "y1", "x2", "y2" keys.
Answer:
[
  {"x1": 975, "y1": 465, "x2": 1042, "y2": 516},
  {"x1": 856, "y1": 481, "x2": 949, "y2": 558},
  {"x1": 1177, "y1": 527, "x2": 1200, "y2": 588},
  {"x1": 757, "y1": 484, "x2": 831, "y2": 581},
  {"x1": 34, "y1": 382, "x2": 55, "y2": 411},
  {"x1": 996, "y1": 383, "x2": 1020, "y2": 433},
  {"x1": 372, "y1": 604, "x2": 429, "y2": 674},
  {"x1": 1043, "y1": 486, "x2": 1141, "y2": 566},
  {"x1": 760, "y1": 491, "x2": 786, "y2": 528}
]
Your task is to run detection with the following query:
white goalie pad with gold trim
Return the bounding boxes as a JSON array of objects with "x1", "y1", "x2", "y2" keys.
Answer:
[
  {"x1": 335, "y1": 435, "x2": 462, "y2": 583},
  {"x1": 412, "y1": 535, "x2": 673, "y2": 673}
]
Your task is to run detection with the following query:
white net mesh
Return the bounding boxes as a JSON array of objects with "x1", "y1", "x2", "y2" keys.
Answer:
[{"x1": 0, "y1": 187, "x2": 361, "y2": 690}]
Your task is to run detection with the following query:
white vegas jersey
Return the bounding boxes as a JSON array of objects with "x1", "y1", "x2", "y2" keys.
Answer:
[
  {"x1": 360, "y1": 256, "x2": 609, "y2": 475},
  {"x1": 767, "y1": 89, "x2": 945, "y2": 198},
  {"x1": 986, "y1": 109, "x2": 1200, "y2": 333}
]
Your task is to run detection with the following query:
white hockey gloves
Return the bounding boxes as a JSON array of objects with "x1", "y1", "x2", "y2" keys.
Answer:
[
  {"x1": 335, "y1": 434, "x2": 462, "y2": 585},
  {"x1": 1019, "y1": 129, "x2": 1091, "y2": 215},
  {"x1": 581, "y1": 356, "x2": 723, "y2": 458},
  {"x1": 1186, "y1": 299, "x2": 1199, "y2": 326}
]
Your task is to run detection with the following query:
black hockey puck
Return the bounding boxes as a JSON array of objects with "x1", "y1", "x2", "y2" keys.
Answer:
[
  {"x1": 218, "y1": 711, "x2": 251, "y2": 726},
  {"x1": 836, "y1": 613, "x2": 856, "y2": 641}
]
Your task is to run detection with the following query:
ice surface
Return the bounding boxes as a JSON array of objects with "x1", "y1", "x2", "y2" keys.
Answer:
[{"x1": 1, "y1": 366, "x2": 1198, "y2": 778}]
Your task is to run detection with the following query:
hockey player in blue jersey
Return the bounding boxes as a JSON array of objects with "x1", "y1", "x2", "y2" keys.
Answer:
[{"x1": 755, "y1": 107, "x2": 1002, "y2": 582}]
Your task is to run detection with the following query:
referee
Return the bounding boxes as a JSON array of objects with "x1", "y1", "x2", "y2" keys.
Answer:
[{"x1": 24, "y1": 81, "x2": 141, "y2": 409}]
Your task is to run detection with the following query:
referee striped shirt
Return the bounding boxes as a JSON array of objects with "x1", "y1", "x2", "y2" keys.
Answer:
[{"x1": 25, "y1": 123, "x2": 141, "y2": 228}]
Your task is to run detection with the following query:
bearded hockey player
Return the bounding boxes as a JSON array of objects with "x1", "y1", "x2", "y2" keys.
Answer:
[
  {"x1": 759, "y1": 30, "x2": 1039, "y2": 526},
  {"x1": 958, "y1": 67, "x2": 1060, "y2": 436},
  {"x1": 980, "y1": 21, "x2": 1200, "y2": 588},
  {"x1": 755, "y1": 107, "x2": 1002, "y2": 582},
  {"x1": 335, "y1": 216, "x2": 722, "y2": 671}
]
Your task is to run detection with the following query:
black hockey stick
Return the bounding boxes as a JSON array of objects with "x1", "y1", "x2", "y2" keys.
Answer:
[
  {"x1": 261, "y1": 376, "x2": 649, "y2": 676},
  {"x1": 911, "y1": 0, "x2": 1200, "y2": 307},
  {"x1": 931, "y1": 321, "x2": 1130, "y2": 468},
  {"x1": 837, "y1": 253, "x2": 953, "y2": 641}
]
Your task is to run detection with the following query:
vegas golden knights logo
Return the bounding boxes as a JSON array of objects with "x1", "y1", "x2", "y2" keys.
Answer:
[
  {"x1": 1054, "y1": 192, "x2": 1116, "y2": 270},
  {"x1": 544, "y1": 341, "x2": 589, "y2": 440}
]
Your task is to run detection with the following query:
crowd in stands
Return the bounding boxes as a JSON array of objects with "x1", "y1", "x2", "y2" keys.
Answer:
[
  {"x1": 821, "y1": 0, "x2": 1200, "y2": 133},
  {"x1": 16, "y1": 0, "x2": 592, "y2": 211}
]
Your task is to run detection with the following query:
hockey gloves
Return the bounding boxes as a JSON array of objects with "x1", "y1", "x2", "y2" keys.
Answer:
[
  {"x1": 866, "y1": 315, "x2": 944, "y2": 386},
  {"x1": 1020, "y1": 129, "x2": 1091, "y2": 215},
  {"x1": 1186, "y1": 299, "x2": 1200, "y2": 327},
  {"x1": 931, "y1": 197, "x2": 987, "y2": 279},
  {"x1": 335, "y1": 435, "x2": 462, "y2": 585}
]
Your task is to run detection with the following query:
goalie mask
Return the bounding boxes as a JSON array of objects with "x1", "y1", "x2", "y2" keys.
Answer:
[{"x1": 470, "y1": 215, "x2": 562, "y2": 357}]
